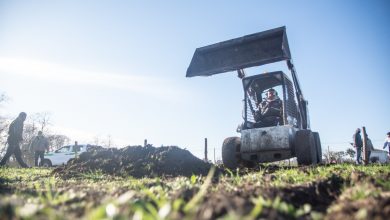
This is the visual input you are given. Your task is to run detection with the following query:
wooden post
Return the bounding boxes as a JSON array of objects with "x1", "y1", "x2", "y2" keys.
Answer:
[
  {"x1": 327, "y1": 146, "x2": 330, "y2": 164},
  {"x1": 74, "y1": 141, "x2": 78, "y2": 158},
  {"x1": 204, "y1": 138, "x2": 208, "y2": 161},
  {"x1": 362, "y1": 126, "x2": 368, "y2": 165},
  {"x1": 213, "y1": 147, "x2": 216, "y2": 164}
]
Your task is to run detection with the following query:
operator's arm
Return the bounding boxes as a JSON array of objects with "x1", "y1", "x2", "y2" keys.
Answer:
[{"x1": 263, "y1": 99, "x2": 282, "y2": 116}]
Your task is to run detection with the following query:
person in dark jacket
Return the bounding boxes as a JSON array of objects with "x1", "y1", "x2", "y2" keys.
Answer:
[
  {"x1": 383, "y1": 132, "x2": 390, "y2": 157},
  {"x1": 29, "y1": 131, "x2": 49, "y2": 167},
  {"x1": 353, "y1": 128, "x2": 363, "y2": 164},
  {"x1": 255, "y1": 88, "x2": 282, "y2": 127},
  {"x1": 0, "y1": 112, "x2": 29, "y2": 167}
]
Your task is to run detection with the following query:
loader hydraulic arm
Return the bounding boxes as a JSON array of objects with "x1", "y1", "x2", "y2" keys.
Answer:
[{"x1": 287, "y1": 60, "x2": 309, "y2": 129}]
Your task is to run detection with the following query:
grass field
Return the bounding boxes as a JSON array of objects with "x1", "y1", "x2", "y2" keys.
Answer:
[{"x1": 1, "y1": 164, "x2": 389, "y2": 220}]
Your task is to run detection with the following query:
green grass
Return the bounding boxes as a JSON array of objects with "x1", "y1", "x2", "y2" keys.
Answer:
[{"x1": 1, "y1": 164, "x2": 389, "y2": 219}]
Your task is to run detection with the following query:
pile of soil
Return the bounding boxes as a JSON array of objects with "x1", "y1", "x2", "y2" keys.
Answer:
[{"x1": 53, "y1": 145, "x2": 213, "y2": 178}]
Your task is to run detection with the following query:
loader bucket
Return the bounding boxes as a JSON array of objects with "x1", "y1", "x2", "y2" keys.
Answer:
[{"x1": 186, "y1": 26, "x2": 291, "y2": 77}]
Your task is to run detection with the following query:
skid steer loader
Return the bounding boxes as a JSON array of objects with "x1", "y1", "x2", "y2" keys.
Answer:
[{"x1": 186, "y1": 26, "x2": 322, "y2": 168}]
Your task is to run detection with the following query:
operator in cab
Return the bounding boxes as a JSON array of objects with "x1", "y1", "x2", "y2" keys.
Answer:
[{"x1": 255, "y1": 88, "x2": 283, "y2": 127}]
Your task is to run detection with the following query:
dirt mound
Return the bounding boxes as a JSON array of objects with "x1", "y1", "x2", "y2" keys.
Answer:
[{"x1": 53, "y1": 145, "x2": 213, "y2": 178}]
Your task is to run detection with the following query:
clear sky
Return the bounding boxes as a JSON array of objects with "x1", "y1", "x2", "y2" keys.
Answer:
[{"x1": 1, "y1": 0, "x2": 389, "y2": 160}]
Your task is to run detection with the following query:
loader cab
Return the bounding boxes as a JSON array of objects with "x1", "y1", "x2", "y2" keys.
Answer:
[{"x1": 241, "y1": 71, "x2": 299, "y2": 130}]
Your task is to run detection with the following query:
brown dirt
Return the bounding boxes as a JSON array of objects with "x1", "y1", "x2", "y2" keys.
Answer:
[
  {"x1": 53, "y1": 145, "x2": 214, "y2": 178},
  {"x1": 326, "y1": 192, "x2": 390, "y2": 220},
  {"x1": 187, "y1": 175, "x2": 344, "y2": 220}
]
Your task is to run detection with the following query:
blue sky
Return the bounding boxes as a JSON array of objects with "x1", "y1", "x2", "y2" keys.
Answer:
[{"x1": 1, "y1": 0, "x2": 389, "y2": 160}]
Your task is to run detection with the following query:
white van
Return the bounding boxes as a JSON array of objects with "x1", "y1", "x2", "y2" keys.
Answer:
[
  {"x1": 370, "y1": 149, "x2": 389, "y2": 164},
  {"x1": 42, "y1": 144, "x2": 98, "y2": 167}
]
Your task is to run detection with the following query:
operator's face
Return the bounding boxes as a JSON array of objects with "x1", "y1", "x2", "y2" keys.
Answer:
[{"x1": 267, "y1": 90, "x2": 275, "y2": 99}]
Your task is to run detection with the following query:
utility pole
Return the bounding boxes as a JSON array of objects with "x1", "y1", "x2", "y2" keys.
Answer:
[
  {"x1": 327, "y1": 145, "x2": 330, "y2": 164},
  {"x1": 204, "y1": 138, "x2": 208, "y2": 162},
  {"x1": 362, "y1": 126, "x2": 368, "y2": 165}
]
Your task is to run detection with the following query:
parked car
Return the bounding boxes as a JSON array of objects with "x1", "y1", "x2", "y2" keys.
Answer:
[{"x1": 42, "y1": 144, "x2": 102, "y2": 167}]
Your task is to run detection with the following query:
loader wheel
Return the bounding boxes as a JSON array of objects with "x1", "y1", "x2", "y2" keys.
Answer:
[
  {"x1": 222, "y1": 137, "x2": 241, "y2": 170},
  {"x1": 313, "y1": 132, "x2": 322, "y2": 164},
  {"x1": 295, "y1": 130, "x2": 317, "y2": 165}
]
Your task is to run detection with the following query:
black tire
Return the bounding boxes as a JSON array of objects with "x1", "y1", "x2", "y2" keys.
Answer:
[
  {"x1": 295, "y1": 130, "x2": 317, "y2": 165},
  {"x1": 222, "y1": 137, "x2": 241, "y2": 170},
  {"x1": 313, "y1": 132, "x2": 322, "y2": 164},
  {"x1": 41, "y1": 159, "x2": 52, "y2": 167}
]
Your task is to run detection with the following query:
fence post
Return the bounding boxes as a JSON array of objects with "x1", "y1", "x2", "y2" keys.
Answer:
[
  {"x1": 74, "y1": 141, "x2": 78, "y2": 158},
  {"x1": 204, "y1": 138, "x2": 208, "y2": 161},
  {"x1": 214, "y1": 147, "x2": 216, "y2": 163},
  {"x1": 327, "y1": 145, "x2": 330, "y2": 164},
  {"x1": 362, "y1": 126, "x2": 368, "y2": 165}
]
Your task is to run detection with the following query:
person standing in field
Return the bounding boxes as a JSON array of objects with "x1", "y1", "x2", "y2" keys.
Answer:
[
  {"x1": 0, "y1": 112, "x2": 29, "y2": 168},
  {"x1": 383, "y1": 132, "x2": 390, "y2": 158},
  {"x1": 353, "y1": 128, "x2": 363, "y2": 164},
  {"x1": 29, "y1": 131, "x2": 49, "y2": 167},
  {"x1": 365, "y1": 133, "x2": 374, "y2": 163}
]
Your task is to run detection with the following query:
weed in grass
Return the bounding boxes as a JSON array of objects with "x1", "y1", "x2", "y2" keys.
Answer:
[
  {"x1": 183, "y1": 166, "x2": 215, "y2": 213},
  {"x1": 80, "y1": 169, "x2": 107, "y2": 181},
  {"x1": 245, "y1": 196, "x2": 312, "y2": 219},
  {"x1": 1, "y1": 164, "x2": 389, "y2": 219},
  {"x1": 340, "y1": 183, "x2": 381, "y2": 201}
]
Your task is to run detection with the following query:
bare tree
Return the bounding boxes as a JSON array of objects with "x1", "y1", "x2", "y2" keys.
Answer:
[
  {"x1": 28, "y1": 112, "x2": 51, "y2": 133},
  {"x1": 346, "y1": 148, "x2": 356, "y2": 160},
  {"x1": 104, "y1": 135, "x2": 114, "y2": 148},
  {"x1": 324, "y1": 149, "x2": 346, "y2": 164},
  {"x1": 0, "y1": 93, "x2": 9, "y2": 155},
  {"x1": 93, "y1": 135, "x2": 101, "y2": 146},
  {"x1": 47, "y1": 134, "x2": 70, "y2": 151},
  {"x1": 0, "y1": 93, "x2": 8, "y2": 106},
  {"x1": 22, "y1": 112, "x2": 52, "y2": 146}
]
